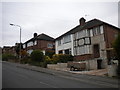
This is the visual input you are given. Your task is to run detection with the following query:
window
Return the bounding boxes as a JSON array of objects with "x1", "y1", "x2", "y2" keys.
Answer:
[
  {"x1": 58, "y1": 39, "x2": 62, "y2": 46},
  {"x1": 90, "y1": 29, "x2": 93, "y2": 37},
  {"x1": 75, "y1": 45, "x2": 90, "y2": 55},
  {"x1": 34, "y1": 40, "x2": 37, "y2": 45},
  {"x1": 87, "y1": 30, "x2": 90, "y2": 37},
  {"x1": 23, "y1": 44, "x2": 26, "y2": 48},
  {"x1": 85, "y1": 29, "x2": 88, "y2": 37},
  {"x1": 47, "y1": 43, "x2": 53, "y2": 48},
  {"x1": 27, "y1": 41, "x2": 33, "y2": 47},
  {"x1": 85, "y1": 45, "x2": 90, "y2": 54},
  {"x1": 75, "y1": 40, "x2": 78, "y2": 46},
  {"x1": 64, "y1": 49, "x2": 70, "y2": 54},
  {"x1": 77, "y1": 47, "x2": 80, "y2": 55},
  {"x1": 74, "y1": 48, "x2": 77, "y2": 55},
  {"x1": 84, "y1": 37, "x2": 90, "y2": 45},
  {"x1": 79, "y1": 39, "x2": 84, "y2": 46},
  {"x1": 74, "y1": 33, "x2": 77, "y2": 40},
  {"x1": 92, "y1": 27, "x2": 100, "y2": 36},
  {"x1": 100, "y1": 25, "x2": 104, "y2": 34},
  {"x1": 93, "y1": 28, "x2": 96, "y2": 36},
  {"x1": 64, "y1": 35, "x2": 71, "y2": 43},
  {"x1": 59, "y1": 50, "x2": 63, "y2": 54}
]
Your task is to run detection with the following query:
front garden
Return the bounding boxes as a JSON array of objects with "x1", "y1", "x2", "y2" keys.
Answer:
[{"x1": 2, "y1": 50, "x2": 73, "y2": 68}]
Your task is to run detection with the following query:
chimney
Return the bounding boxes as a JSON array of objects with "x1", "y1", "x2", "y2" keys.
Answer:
[
  {"x1": 34, "y1": 33, "x2": 37, "y2": 38},
  {"x1": 79, "y1": 17, "x2": 86, "y2": 26}
]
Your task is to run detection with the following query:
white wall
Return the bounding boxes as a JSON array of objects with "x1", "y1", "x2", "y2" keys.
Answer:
[{"x1": 55, "y1": 34, "x2": 74, "y2": 56}]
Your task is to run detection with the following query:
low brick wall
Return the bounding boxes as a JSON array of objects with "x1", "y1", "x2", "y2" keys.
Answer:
[
  {"x1": 47, "y1": 64, "x2": 58, "y2": 69},
  {"x1": 85, "y1": 60, "x2": 97, "y2": 70},
  {"x1": 47, "y1": 63, "x2": 67, "y2": 70}
]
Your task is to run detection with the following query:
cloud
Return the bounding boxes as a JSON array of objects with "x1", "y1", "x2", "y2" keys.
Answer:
[{"x1": 2, "y1": 1, "x2": 118, "y2": 46}]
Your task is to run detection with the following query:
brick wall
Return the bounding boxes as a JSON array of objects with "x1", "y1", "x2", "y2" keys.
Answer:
[
  {"x1": 37, "y1": 40, "x2": 54, "y2": 50},
  {"x1": 104, "y1": 24, "x2": 120, "y2": 48},
  {"x1": 104, "y1": 24, "x2": 120, "y2": 61},
  {"x1": 26, "y1": 40, "x2": 55, "y2": 52},
  {"x1": 74, "y1": 54, "x2": 93, "y2": 61}
]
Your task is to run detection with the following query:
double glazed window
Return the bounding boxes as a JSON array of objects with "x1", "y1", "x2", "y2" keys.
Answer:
[
  {"x1": 63, "y1": 35, "x2": 71, "y2": 43},
  {"x1": 58, "y1": 39, "x2": 62, "y2": 46},
  {"x1": 74, "y1": 45, "x2": 90, "y2": 55},
  {"x1": 47, "y1": 43, "x2": 53, "y2": 48},
  {"x1": 90, "y1": 25, "x2": 104, "y2": 37},
  {"x1": 27, "y1": 41, "x2": 33, "y2": 47}
]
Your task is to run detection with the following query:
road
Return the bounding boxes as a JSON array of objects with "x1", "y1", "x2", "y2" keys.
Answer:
[{"x1": 2, "y1": 61, "x2": 119, "y2": 88}]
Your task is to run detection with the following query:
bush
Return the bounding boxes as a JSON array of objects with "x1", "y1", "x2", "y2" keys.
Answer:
[
  {"x1": 45, "y1": 50, "x2": 55, "y2": 58},
  {"x1": 30, "y1": 50, "x2": 44, "y2": 62},
  {"x1": 20, "y1": 56, "x2": 31, "y2": 64},
  {"x1": 58, "y1": 54, "x2": 73, "y2": 63},
  {"x1": 51, "y1": 54, "x2": 73, "y2": 63},
  {"x1": 2, "y1": 54, "x2": 16, "y2": 61}
]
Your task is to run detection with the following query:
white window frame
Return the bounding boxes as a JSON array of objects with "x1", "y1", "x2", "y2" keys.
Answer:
[
  {"x1": 23, "y1": 44, "x2": 26, "y2": 49},
  {"x1": 58, "y1": 39, "x2": 62, "y2": 46},
  {"x1": 84, "y1": 37, "x2": 90, "y2": 45},
  {"x1": 63, "y1": 35, "x2": 71, "y2": 43},
  {"x1": 100, "y1": 25, "x2": 104, "y2": 34},
  {"x1": 27, "y1": 41, "x2": 33, "y2": 47},
  {"x1": 47, "y1": 43, "x2": 53, "y2": 48},
  {"x1": 34, "y1": 40, "x2": 37, "y2": 45}
]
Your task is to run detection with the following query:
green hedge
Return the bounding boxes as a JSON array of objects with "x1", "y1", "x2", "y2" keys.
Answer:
[
  {"x1": 45, "y1": 50, "x2": 55, "y2": 58},
  {"x1": 46, "y1": 54, "x2": 74, "y2": 64},
  {"x1": 30, "y1": 50, "x2": 44, "y2": 62},
  {"x1": 2, "y1": 54, "x2": 16, "y2": 61}
]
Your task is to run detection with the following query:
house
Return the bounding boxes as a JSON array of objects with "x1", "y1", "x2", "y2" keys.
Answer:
[
  {"x1": 23, "y1": 33, "x2": 55, "y2": 55},
  {"x1": 55, "y1": 17, "x2": 120, "y2": 70},
  {"x1": 2, "y1": 46, "x2": 16, "y2": 56}
]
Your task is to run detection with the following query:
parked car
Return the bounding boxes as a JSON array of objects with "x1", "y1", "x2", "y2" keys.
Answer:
[{"x1": 67, "y1": 61, "x2": 86, "y2": 71}]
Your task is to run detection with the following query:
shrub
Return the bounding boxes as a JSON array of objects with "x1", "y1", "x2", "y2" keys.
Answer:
[
  {"x1": 45, "y1": 56, "x2": 52, "y2": 64},
  {"x1": 20, "y1": 56, "x2": 31, "y2": 64},
  {"x1": 30, "y1": 50, "x2": 44, "y2": 62},
  {"x1": 45, "y1": 50, "x2": 55, "y2": 58},
  {"x1": 2, "y1": 54, "x2": 16, "y2": 61},
  {"x1": 39, "y1": 61, "x2": 47, "y2": 68},
  {"x1": 20, "y1": 50, "x2": 28, "y2": 58},
  {"x1": 58, "y1": 54, "x2": 73, "y2": 63},
  {"x1": 52, "y1": 54, "x2": 73, "y2": 63}
]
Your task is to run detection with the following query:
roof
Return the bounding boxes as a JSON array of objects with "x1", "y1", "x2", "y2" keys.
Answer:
[
  {"x1": 55, "y1": 18, "x2": 120, "y2": 40},
  {"x1": 24, "y1": 33, "x2": 54, "y2": 43}
]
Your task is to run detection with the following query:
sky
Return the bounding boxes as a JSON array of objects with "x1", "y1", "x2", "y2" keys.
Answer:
[{"x1": 1, "y1": 0, "x2": 120, "y2": 47}]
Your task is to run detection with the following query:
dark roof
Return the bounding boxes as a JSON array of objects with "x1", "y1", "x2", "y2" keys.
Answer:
[
  {"x1": 55, "y1": 18, "x2": 120, "y2": 40},
  {"x1": 25, "y1": 33, "x2": 54, "y2": 43}
]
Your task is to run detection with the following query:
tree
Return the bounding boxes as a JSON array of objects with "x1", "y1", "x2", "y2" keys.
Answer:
[
  {"x1": 20, "y1": 49, "x2": 28, "y2": 58},
  {"x1": 113, "y1": 33, "x2": 120, "y2": 76},
  {"x1": 30, "y1": 50, "x2": 44, "y2": 62},
  {"x1": 15, "y1": 43, "x2": 23, "y2": 58}
]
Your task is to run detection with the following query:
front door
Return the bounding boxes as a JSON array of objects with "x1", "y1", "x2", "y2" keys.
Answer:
[{"x1": 97, "y1": 59, "x2": 102, "y2": 69}]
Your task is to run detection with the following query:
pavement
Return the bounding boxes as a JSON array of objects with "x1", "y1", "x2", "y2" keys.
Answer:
[
  {"x1": 16, "y1": 62, "x2": 108, "y2": 77},
  {"x1": 69, "y1": 68, "x2": 108, "y2": 76}
]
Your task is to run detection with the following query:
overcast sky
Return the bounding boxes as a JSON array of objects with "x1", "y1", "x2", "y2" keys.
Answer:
[{"x1": 1, "y1": 0, "x2": 120, "y2": 47}]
